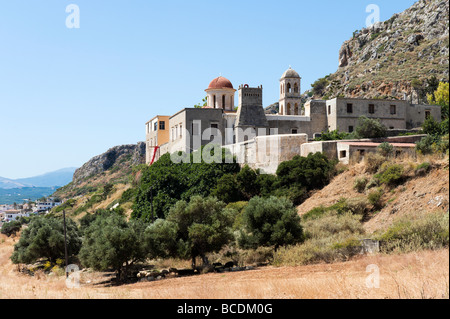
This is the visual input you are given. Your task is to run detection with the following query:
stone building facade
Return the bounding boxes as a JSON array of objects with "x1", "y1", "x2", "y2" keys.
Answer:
[{"x1": 145, "y1": 67, "x2": 441, "y2": 166}]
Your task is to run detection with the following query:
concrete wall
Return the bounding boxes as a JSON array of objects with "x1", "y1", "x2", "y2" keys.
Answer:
[
  {"x1": 167, "y1": 108, "x2": 227, "y2": 154},
  {"x1": 301, "y1": 141, "x2": 338, "y2": 160},
  {"x1": 305, "y1": 100, "x2": 329, "y2": 136},
  {"x1": 266, "y1": 115, "x2": 312, "y2": 136},
  {"x1": 224, "y1": 134, "x2": 308, "y2": 174},
  {"x1": 302, "y1": 135, "x2": 426, "y2": 165},
  {"x1": 327, "y1": 98, "x2": 409, "y2": 132},
  {"x1": 406, "y1": 104, "x2": 442, "y2": 129}
]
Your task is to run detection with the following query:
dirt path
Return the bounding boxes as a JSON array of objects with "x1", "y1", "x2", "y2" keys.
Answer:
[{"x1": 0, "y1": 234, "x2": 448, "y2": 299}]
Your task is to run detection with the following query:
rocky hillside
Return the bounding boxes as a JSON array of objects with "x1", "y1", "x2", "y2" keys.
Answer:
[
  {"x1": 297, "y1": 155, "x2": 449, "y2": 233},
  {"x1": 54, "y1": 142, "x2": 145, "y2": 200},
  {"x1": 311, "y1": 0, "x2": 449, "y2": 102}
]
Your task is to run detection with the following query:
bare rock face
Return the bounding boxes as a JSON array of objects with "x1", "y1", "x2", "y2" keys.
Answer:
[
  {"x1": 313, "y1": 0, "x2": 449, "y2": 101},
  {"x1": 72, "y1": 142, "x2": 145, "y2": 185},
  {"x1": 339, "y1": 43, "x2": 353, "y2": 68}
]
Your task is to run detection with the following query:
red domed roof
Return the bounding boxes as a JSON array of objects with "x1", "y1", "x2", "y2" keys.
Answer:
[{"x1": 207, "y1": 76, "x2": 234, "y2": 90}]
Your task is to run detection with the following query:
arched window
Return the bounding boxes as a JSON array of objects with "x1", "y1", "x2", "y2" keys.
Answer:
[
  {"x1": 294, "y1": 83, "x2": 299, "y2": 93},
  {"x1": 287, "y1": 103, "x2": 291, "y2": 115},
  {"x1": 294, "y1": 103, "x2": 299, "y2": 115},
  {"x1": 287, "y1": 83, "x2": 292, "y2": 93},
  {"x1": 222, "y1": 95, "x2": 226, "y2": 109},
  {"x1": 213, "y1": 95, "x2": 216, "y2": 108}
]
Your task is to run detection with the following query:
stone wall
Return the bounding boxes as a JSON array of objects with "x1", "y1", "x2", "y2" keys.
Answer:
[
  {"x1": 406, "y1": 104, "x2": 442, "y2": 129},
  {"x1": 224, "y1": 134, "x2": 308, "y2": 174}
]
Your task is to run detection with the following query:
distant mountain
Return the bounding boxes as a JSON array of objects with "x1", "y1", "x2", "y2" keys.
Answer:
[
  {"x1": 0, "y1": 177, "x2": 30, "y2": 189},
  {"x1": 0, "y1": 167, "x2": 77, "y2": 189},
  {"x1": 14, "y1": 168, "x2": 77, "y2": 188}
]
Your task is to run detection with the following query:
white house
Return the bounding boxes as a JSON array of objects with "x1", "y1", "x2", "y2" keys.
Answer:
[
  {"x1": 36, "y1": 198, "x2": 61, "y2": 212},
  {"x1": 3, "y1": 210, "x2": 28, "y2": 222}
]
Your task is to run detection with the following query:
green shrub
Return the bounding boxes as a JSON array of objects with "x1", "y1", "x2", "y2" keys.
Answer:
[
  {"x1": 311, "y1": 76, "x2": 329, "y2": 96},
  {"x1": 354, "y1": 116, "x2": 387, "y2": 139},
  {"x1": 302, "y1": 206, "x2": 327, "y2": 221},
  {"x1": 273, "y1": 212, "x2": 365, "y2": 266},
  {"x1": 367, "y1": 188, "x2": 384, "y2": 209},
  {"x1": 276, "y1": 152, "x2": 336, "y2": 193},
  {"x1": 415, "y1": 162, "x2": 431, "y2": 176},
  {"x1": 11, "y1": 217, "x2": 81, "y2": 264},
  {"x1": 256, "y1": 174, "x2": 278, "y2": 197},
  {"x1": 120, "y1": 187, "x2": 138, "y2": 204},
  {"x1": 302, "y1": 198, "x2": 353, "y2": 222},
  {"x1": 149, "y1": 196, "x2": 235, "y2": 268},
  {"x1": 1, "y1": 220, "x2": 22, "y2": 237},
  {"x1": 314, "y1": 130, "x2": 350, "y2": 141},
  {"x1": 54, "y1": 199, "x2": 76, "y2": 213},
  {"x1": 354, "y1": 177, "x2": 368, "y2": 193},
  {"x1": 432, "y1": 134, "x2": 449, "y2": 154},
  {"x1": 236, "y1": 165, "x2": 259, "y2": 200},
  {"x1": 377, "y1": 142, "x2": 394, "y2": 157},
  {"x1": 415, "y1": 135, "x2": 435, "y2": 155},
  {"x1": 239, "y1": 196, "x2": 304, "y2": 249},
  {"x1": 211, "y1": 174, "x2": 242, "y2": 203},
  {"x1": 273, "y1": 185, "x2": 308, "y2": 206},
  {"x1": 365, "y1": 177, "x2": 380, "y2": 190},
  {"x1": 303, "y1": 212, "x2": 364, "y2": 240},
  {"x1": 133, "y1": 149, "x2": 240, "y2": 221},
  {"x1": 346, "y1": 197, "x2": 369, "y2": 216},
  {"x1": 378, "y1": 212, "x2": 449, "y2": 253},
  {"x1": 376, "y1": 163, "x2": 405, "y2": 187},
  {"x1": 226, "y1": 201, "x2": 248, "y2": 231},
  {"x1": 79, "y1": 214, "x2": 147, "y2": 281},
  {"x1": 364, "y1": 153, "x2": 386, "y2": 174}
]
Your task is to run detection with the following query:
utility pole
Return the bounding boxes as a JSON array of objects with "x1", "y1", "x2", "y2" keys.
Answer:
[{"x1": 63, "y1": 210, "x2": 69, "y2": 279}]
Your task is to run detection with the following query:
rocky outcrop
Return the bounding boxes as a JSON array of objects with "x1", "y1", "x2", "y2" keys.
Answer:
[
  {"x1": 72, "y1": 142, "x2": 146, "y2": 185},
  {"x1": 310, "y1": 0, "x2": 449, "y2": 102}
]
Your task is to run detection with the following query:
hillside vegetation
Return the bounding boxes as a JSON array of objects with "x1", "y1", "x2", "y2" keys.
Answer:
[{"x1": 50, "y1": 143, "x2": 146, "y2": 219}]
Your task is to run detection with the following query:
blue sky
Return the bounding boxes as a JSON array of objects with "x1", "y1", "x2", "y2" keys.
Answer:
[{"x1": 0, "y1": 0, "x2": 417, "y2": 179}]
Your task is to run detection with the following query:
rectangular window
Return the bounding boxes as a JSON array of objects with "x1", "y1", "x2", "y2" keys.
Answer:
[
  {"x1": 348, "y1": 126, "x2": 354, "y2": 133},
  {"x1": 291, "y1": 129, "x2": 298, "y2": 134},
  {"x1": 328, "y1": 105, "x2": 331, "y2": 115},
  {"x1": 211, "y1": 123, "x2": 219, "y2": 129},
  {"x1": 425, "y1": 110, "x2": 431, "y2": 119},
  {"x1": 339, "y1": 150, "x2": 347, "y2": 158},
  {"x1": 347, "y1": 103, "x2": 353, "y2": 113},
  {"x1": 154, "y1": 122, "x2": 158, "y2": 131},
  {"x1": 369, "y1": 104, "x2": 375, "y2": 114},
  {"x1": 159, "y1": 121, "x2": 165, "y2": 130},
  {"x1": 390, "y1": 105, "x2": 396, "y2": 115},
  {"x1": 179, "y1": 124, "x2": 183, "y2": 138}
]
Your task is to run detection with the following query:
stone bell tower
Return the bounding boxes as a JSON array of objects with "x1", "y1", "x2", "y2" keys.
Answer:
[{"x1": 279, "y1": 67, "x2": 302, "y2": 116}]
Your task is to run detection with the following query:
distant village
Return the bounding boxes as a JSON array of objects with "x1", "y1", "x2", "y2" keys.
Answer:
[{"x1": 0, "y1": 198, "x2": 61, "y2": 227}]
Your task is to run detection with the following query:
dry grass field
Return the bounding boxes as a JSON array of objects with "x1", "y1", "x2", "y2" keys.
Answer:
[{"x1": 0, "y1": 234, "x2": 448, "y2": 299}]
